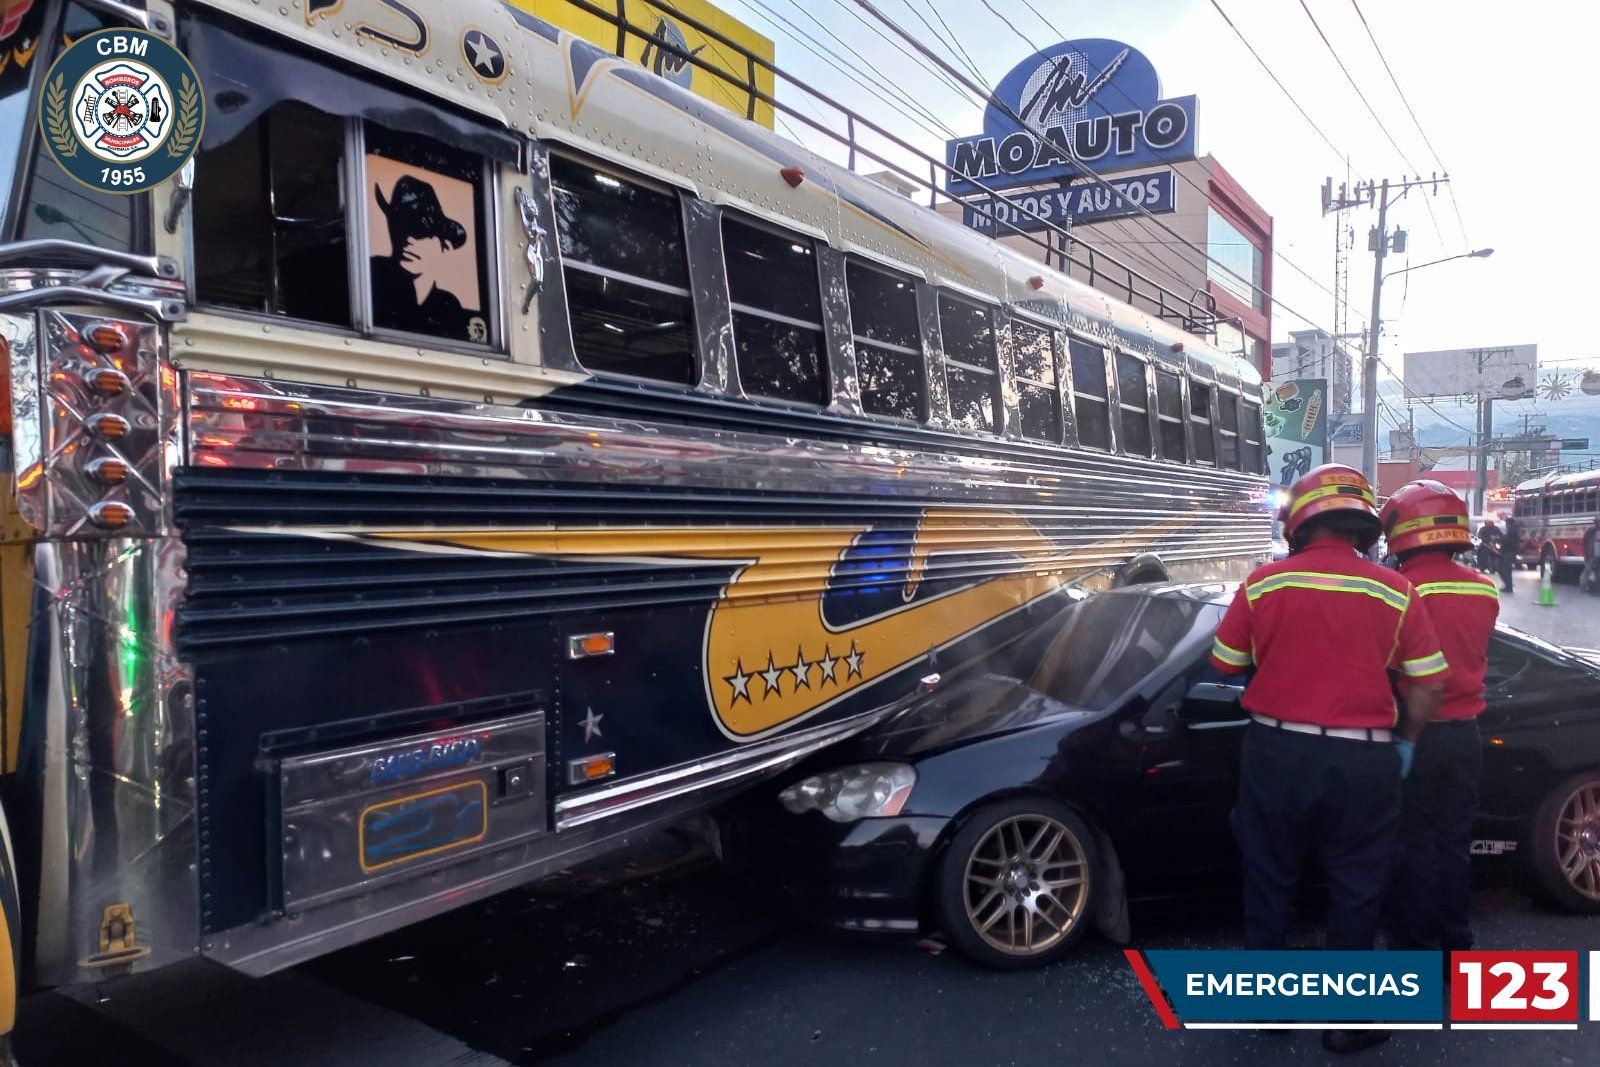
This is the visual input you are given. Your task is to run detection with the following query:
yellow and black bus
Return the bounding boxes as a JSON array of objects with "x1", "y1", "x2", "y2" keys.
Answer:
[{"x1": 0, "y1": 0, "x2": 1268, "y2": 1032}]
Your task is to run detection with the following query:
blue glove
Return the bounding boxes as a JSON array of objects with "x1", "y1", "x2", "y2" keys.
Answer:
[{"x1": 1395, "y1": 738, "x2": 1415, "y2": 779}]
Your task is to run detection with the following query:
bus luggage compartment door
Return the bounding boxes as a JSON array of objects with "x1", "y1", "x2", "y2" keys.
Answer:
[{"x1": 277, "y1": 710, "x2": 546, "y2": 911}]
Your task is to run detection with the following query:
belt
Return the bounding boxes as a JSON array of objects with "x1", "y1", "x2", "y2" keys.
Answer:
[{"x1": 1251, "y1": 713, "x2": 1393, "y2": 743}]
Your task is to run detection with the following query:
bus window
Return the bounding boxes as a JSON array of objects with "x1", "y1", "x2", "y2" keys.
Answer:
[
  {"x1": 195, "y1": 103, "x2": 346, "y2": 325},
  {"x1": 1069, "y1": 338, "x2": 1111, "y2": 451},
  {"x1": 14, "y1": 3, "x2": 147, "y2": 252},
  {"x1": 551, "y1": 156, "x2": 696, "y2": 385},
  {"x1": 1242, "y1": 400, "x2": 1265, "y2": 473},
  {"x1": 1190, "y1": 381, "x2": 1216, "y2": 465},
  {"x1": 846, "y1": 261, "x2": 924, "y2": 421},
  {"x1": 1115, "y1": 352, "x2": 1152, "y2": 456},
  {"x1": 939, "y1": 295, "x2": 1000, "y2": 433},
  {"x1": 1011, "y1": 319, "x2": 1060, "y2": 442},
  {"x1": 1155, "y1": 368, "x2": 1186, "y2": 462},
  {"x1": 1217, "y1": 390, "x2": 1242, "y2": 470},
  {"x1": 365, "y1": 124, "x2": 493, "y2": 346},
  {"x1": 725, "y1": 218, "x2": 826, "y2": 405}
]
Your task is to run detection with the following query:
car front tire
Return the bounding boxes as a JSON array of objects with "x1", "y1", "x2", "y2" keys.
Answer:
[
  {"x1": 1529, "y1": 769, "x2": 1600, "y2": 913},
  {"x1": 933, "y1": 796, "x2": 1097, "y2": 969}
]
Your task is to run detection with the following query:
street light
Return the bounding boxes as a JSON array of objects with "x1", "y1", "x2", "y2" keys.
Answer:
[
  {"x1": 1361, "y1": 247, "x2": 1496, "y2": 487},
  {"x1": 1382, "y1": 248, "x2": 1495, "y2": 283}
]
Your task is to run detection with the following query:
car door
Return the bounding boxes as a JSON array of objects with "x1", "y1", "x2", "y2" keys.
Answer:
[{"x1": 1121, "y1": 604, "x2": 1249, "y2": 891}]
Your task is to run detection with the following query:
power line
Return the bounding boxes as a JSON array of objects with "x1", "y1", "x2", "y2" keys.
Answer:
[
  {"x1": 906, "y1": 0, "x2": 989, "y2": 88},
  {"x1": 1347, "y1": 0, "x2": 1469, "y2": 243},
  {"x1": 1295, "y1": 0, "x2": 1443, "y2": 242},
  {"x1": 1205, "y1": 0, "x2": 1364, "y2": 179}
]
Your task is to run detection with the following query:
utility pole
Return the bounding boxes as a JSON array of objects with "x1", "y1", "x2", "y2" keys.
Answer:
[{"x1": 1321, "y1": 174, "x2": 1452, "y2": 487}]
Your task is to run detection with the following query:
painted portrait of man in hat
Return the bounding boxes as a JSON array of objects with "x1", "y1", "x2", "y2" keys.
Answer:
[{"x1": 367, "y1": 154, "x2": 486, "y2": 342}]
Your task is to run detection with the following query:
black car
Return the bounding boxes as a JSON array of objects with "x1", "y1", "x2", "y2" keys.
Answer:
[{"x1": 719, "y1": 583, "x2": 1600, "y2": 968}]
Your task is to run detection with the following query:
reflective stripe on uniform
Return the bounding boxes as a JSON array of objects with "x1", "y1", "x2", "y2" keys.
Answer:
[
  {"x1": 1212, "y1": 637, "x2": 1253, "y2": 667},
  {"x1": 1402, "y1": 651, "x2": 1449, "y2": 678},
  {"x1": 1416, "y1": 580, "x2": 1499, "y2": 600},
  {"x1": 1245, "y1": 570, "x2": 1409, "y2": 613}
]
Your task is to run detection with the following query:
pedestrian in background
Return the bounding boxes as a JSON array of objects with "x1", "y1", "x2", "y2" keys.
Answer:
[
  {"x1": 1380, "y1": 482, "x2": 1499, "y2": 961},
  {"x1": 1582, "y1": 515, "x2": 1599, "y2": 595},
  {"x1": 1498, "y1": 513, "x2": 1521, "y2": 593},
  {"x1": 1211, "y1": 464, "x2": 1446, "y2": 1055},
  {"x1": 1475, "y1": 516, "x2": 1501, "y2": 574}
]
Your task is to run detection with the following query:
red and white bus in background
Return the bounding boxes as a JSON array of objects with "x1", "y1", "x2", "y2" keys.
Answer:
[{"x1": 1511, "y1": 469, "x2": 1600, "y2": 578}]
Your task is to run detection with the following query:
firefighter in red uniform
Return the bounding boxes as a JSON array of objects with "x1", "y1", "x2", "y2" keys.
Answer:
[
  {"x1": 1212, "y1": 464, "x2": 1446, "y2": 1054},
  {"x1": 1379, "y1": 481, "x2": 1499, "y2": 955}
]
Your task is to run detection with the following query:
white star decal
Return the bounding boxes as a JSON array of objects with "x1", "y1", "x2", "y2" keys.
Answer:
[
  {"x1": 817, "y1": 645, "x2": 838, "y2": 687},
  {"x1": 844, "y1": 642, "x2": 864, "y2": 680},
  {"x1": 789, "y1": 646, "x2": 813, "y2": 690},
  {"x1": 579, "y1": 706, "x2": 604, "y2": 742},
  {"x1": 466, "y1": 32, "x2": 501, "y2": 75},
  {"x1": 724, "y1": 660, "x2": 753, "y2": 704},
  {"x1": 759, "y1": 653, "x2": 784, "y2": 699}
]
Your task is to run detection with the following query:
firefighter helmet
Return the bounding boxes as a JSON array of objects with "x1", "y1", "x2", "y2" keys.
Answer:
[
  {"x1": 1380, "y1": 479, "x2": 1471, "y2": 556},
  {"x1": 1284, "y1": 463, "x2": 1381, "y2": 550}
]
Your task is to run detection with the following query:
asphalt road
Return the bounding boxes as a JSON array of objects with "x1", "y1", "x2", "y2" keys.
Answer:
[{"x1": 14, "y1": 569, "x2": 1600, "y2": 1067}]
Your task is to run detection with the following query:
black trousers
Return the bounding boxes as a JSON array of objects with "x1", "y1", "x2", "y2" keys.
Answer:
[
  {"x1": 1231, "y1": 722, "x2": 1401, "y2": 950},
  {"x1": 1385, "y1": 718, "x2": 1482, "y2": 952}
]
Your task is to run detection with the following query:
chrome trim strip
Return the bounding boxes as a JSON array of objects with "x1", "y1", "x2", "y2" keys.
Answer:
[
  {"x1": 552, "y1": 704, "x2": 890, "y2": 830},
  {"x1": 0, "y1": 240, "x2": 178, "y2": 281}
]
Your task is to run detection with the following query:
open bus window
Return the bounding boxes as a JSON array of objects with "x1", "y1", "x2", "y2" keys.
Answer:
[
  {"x1": 939, "y1": 295, "x2": 998, "y2": 433},
  {"x1": 13, "y1": 2, "x2": 147, "y2": 252},
  {"x1": 551, "y1": 156, "x2": 696, "y2": 385},
  {"x1": 1155, "y1": 367, "x2": 1187, "y2": 462},
  {"x1": 1190, "y1": 381, "x2": 1216, "y2": 465},
  {"x1": 1116, "y1": 352, "x2": 1152, "y2": 456},
  {"x1": 1241, "y1": 399, "x2": 1265, "y2": 473},
  {"x1": 1217, "y1": 390, "x2": 1242, "y2": 470},
  {"x1": 1069, "y1": 338, "x2": 1111, "y2": 450},
  {"x1": 365, "y1": 124, "x2": 491, "y2": 345},
  {"x1": 194, "y1": 102, "x2": 347, "y2": 324},
  {"x1": 1012, "y1": 319, "x2": 1060, "y2": 442},
  {"x1": 846, "y1": 261, "x2": 924, "y2": 421},
  {"x1": 725, "y1": 217, "x2": 826, "y2": 405}
]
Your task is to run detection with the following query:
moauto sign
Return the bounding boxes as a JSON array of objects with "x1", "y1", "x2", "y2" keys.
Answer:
[
  {"x1": 962, "y1": 169, "x2": 1175, "y2": 235},
  {"x1": 945, "y1": 38, "x2": 1196, "y2": 197}
]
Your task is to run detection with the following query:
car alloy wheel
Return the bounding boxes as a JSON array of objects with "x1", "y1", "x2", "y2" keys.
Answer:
[
  {"x1": 1529, "y1": 769, "x2": 1600, "y2": 914},
  {"x1": 935, "y1": 796, "x2": 1098, "y2": 968},
  {"x1": 963, "y1": 813, "x2": 1088, "y2": 956},
  {"x1": 1554, "y1": 780, "x2": 1600, "y2": 901}
]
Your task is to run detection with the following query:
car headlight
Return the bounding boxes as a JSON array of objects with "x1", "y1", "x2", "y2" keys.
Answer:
[{"x1": 777, "y1": 762, "x2": 916, "y2": 822}]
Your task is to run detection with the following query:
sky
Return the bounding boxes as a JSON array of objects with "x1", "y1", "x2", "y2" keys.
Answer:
[{"x1": 709, "y1": 0, "x2": 1600, "y2": 385}]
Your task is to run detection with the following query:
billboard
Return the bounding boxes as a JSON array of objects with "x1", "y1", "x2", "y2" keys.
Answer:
[
  {"x1": 944, "y1": 38, "x2": 1196, "y2": 197},
  {"x1": 1263, "y1": 379, "x2": 1329, "y2": 489},
  {"x1": 960, "y1": 169, "x2": 1175, "y2": 235},
  {"x1": 510, "y1": 0, "x2": 776, "y2": 128},
  {"x1": 1404, "y1": 345, "x2": 1538, "y2": 399}
]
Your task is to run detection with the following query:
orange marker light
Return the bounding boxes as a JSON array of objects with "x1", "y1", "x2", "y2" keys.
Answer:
[
  {"x1": 84, "y1": 368, "x2": 130, "y2": 396},
  {"x1": 567, "y1": 753, "x2": 616, "y2": 785},
  {"x1": 567, "y1": 631, "x2": 616, "y2": 659},
  {"x1": 87, "y1": 413, "x2": 130, "y2": 439},
  {"x1": 87, "y1": 501, "x2": 135, "y2": 530},
  {"x1": 85, "y1": 323, "x2": 127, "y2": 353},
  {"x1": 86, "y1": 457, "x2": 129, "y2": 485}
]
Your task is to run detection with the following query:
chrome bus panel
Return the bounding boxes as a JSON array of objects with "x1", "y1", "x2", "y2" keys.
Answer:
[
  {"x1": 23, "y1": 537, "x2": 197, "y2": 987},
  {"x1": 0, "y1": 242, "x2": 179, "y2": 284}
]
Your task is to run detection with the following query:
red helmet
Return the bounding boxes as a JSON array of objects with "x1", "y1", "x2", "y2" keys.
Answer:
[
  {"x1": 1284, "y1": 463, "x2": 1380, "y2": 548},
  {"x1": 1380, "y1": 479, "x2": 1471, "y2": 555}
]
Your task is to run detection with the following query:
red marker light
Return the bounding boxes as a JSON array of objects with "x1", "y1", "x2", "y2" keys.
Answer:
[{"x1": 780, "y1": 165, "x2": 805, "y2": 188}]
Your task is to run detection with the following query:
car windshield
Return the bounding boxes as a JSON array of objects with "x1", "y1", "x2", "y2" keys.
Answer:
[{"x1": 1029, "y1": 590, "x2": 1223, "y2": 710}]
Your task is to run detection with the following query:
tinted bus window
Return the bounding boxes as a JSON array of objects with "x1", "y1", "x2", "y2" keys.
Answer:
[
  {"x1": 1242, "y1": 400, "x2": 1265, "y2": 473},
  {"x1": 552, "y1": 157, "x2": 695, "y2": 384},
  {"x1": 1155, "y1": 368, "x2": 1186, "y2": 463},
  {"x1": 725, "y1": 218, "x2": 826, "y2": 405},
  {"x1": 194, "y1": 102, "x2": 346, "y2": 325},
  {"x1": 939, "y1": 295, "x2": 999, "y2": 433},
  {"x1": 1115, "y1": 352, "x2": 1152, "y2": 456},
  {"x1": 1070, "y1": 339, "x2": 1111, "y2": 451},
  {"x1": 1012, "y1": 320, "x2": 1060, "y2": 442},
  {"x1": 1217, "y1": 390, "x2": 1242, "y2": 470},
  {"x1": 846, "y1": 262, "x2": 924, "y2": 421},
  {"x1": 1190, "y1": 381, "x2": 1216, "y2": 465}
]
